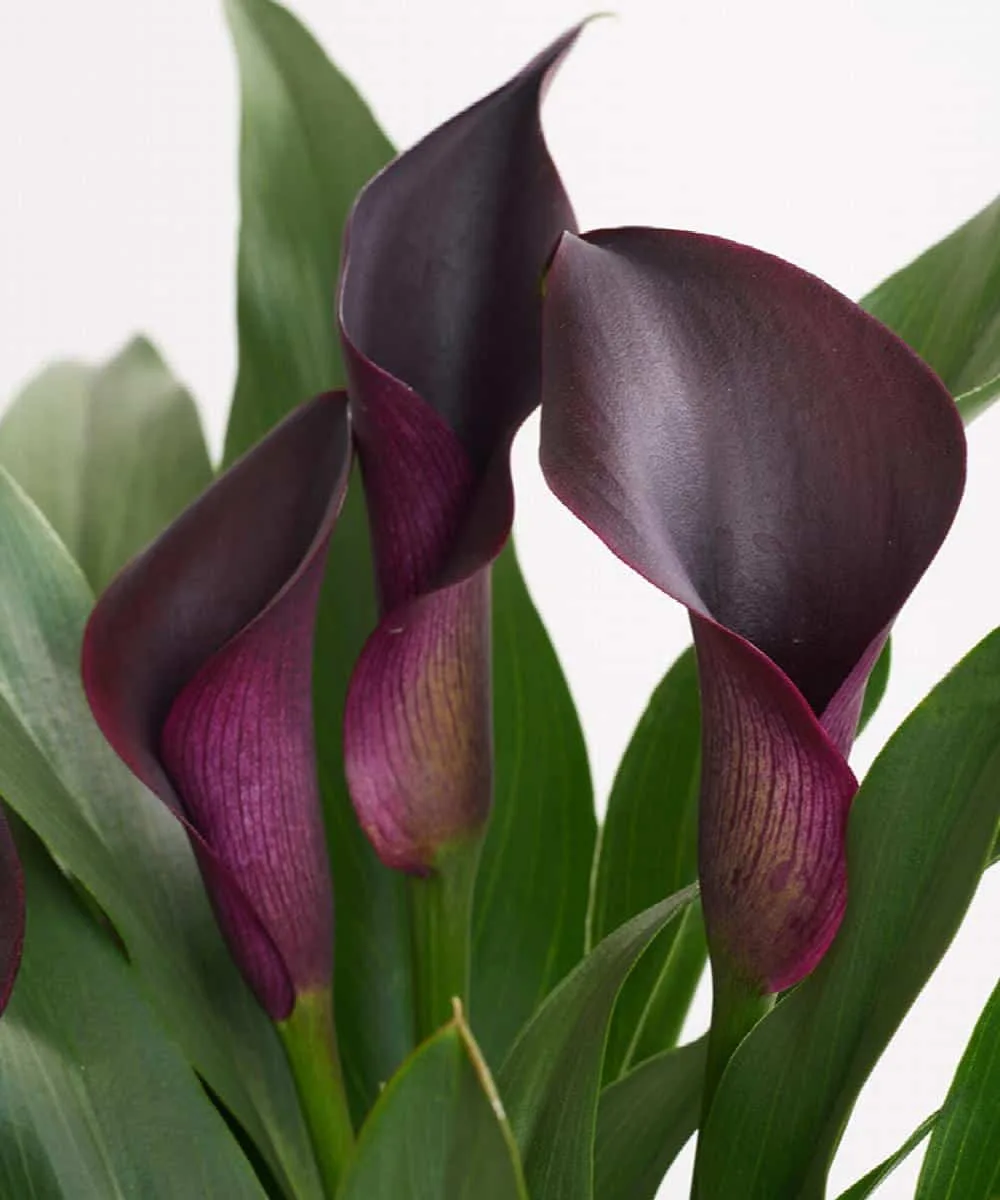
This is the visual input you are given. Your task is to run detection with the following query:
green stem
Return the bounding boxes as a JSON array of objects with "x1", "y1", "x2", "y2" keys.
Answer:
[
  {"x1": 409, "y1": 837, "x2": 482, "y2": 1040},
  {"x1": 278, "y1": 988, "x2": 354, "y2": 1198},
  {"x1": 691, "y1": 961, "x2": 773, "y2": 1198}
]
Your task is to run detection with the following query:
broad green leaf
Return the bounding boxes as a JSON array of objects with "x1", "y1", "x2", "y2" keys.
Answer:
[
  {"x1": 0, "y1": 825, "x2": 267, "y2": 1200},
  {"x1": 0, "y1": 361, "x2": 94, "y2": 555},
  {"x1": 0, "y1": 471, "x2": 321, "y2": 1200},
  {"x1": 836, "y1": 1113, "x2": 937, "y2": 1200},
  {"x1": 593, "y1": 1037, "x2": 706, "y2": 1200},
  {"x1": 862, "y1": 195, "x2": 1000, "y2": 422},
  {"x1": 472, "y1": 539, "x2": 596, "y2": 1064},
  {"x1": 917, "y1": 975, "x2": 1000, "y2": 1198},
  {"x1": 0, "y1": 337, "x2": 212, "y2": 592},
  {"x1": 223, "y1": 0, "x2": 393, "y2": 460},
  {"x1": 590, "y1": 647, "x2": 704, "y2": 1081},
  {"x1": 697, "y1": 626, "x2": 1000, "y2": 1199},
  {"x1": 338, "y1": 1003, "x2": 527, "y2": 1200},
  {"x1": 499, "y1": 885, "x2": 697, "y2": 1200},
  {"x1": 223, "y1": 0, "x2": 411, "y2": 1122}
]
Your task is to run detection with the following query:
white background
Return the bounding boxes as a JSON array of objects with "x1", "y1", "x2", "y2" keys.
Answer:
[{"x1": 3, "y1": 1, "x2": 1000, "y2": 1195}]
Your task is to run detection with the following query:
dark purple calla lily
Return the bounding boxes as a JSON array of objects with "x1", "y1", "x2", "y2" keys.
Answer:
[
  {"x1": 539, "y1": 229, "x2": 966, "y2": 992},
  {"x1": 337, "y1": 30, "x2": 580, "y2": 872},
  {"x1": 82, "y1": 393, "x2": 349, "y2": 1019},
  {"x1": 0, "y1": 813, "x2": 24, "y2": 1014}
]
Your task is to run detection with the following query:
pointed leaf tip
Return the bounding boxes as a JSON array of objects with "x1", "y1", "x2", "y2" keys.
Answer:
[
  {"x1": 83, "y1": 392, "x2": 350, "y2": 1017},
  {"x1": 338, "y1": 31, "x2": 580, "y2": 872},
  {"x1": 540, "y1": 228, "x2": 965, "y2": 990}
]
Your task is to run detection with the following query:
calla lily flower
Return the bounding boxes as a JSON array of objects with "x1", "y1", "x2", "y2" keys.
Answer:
[
  {"x1": 337, "y1": 30, "x2": 579, "y2": 873},
  {"x1": 539, "y1": 229, "x2": 966, "y2": 992},
  {"x1": 0, "y1": 814, "x2": 24, "y2": 1014},
  {"x1": 82, "y1": 393, "x2": 349, "y2": 1019}
]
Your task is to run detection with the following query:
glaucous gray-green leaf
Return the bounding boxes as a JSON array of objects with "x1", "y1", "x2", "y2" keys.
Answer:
[
  {"x1": 916, "y1": 974, "x2": 1000, "y2": 1198},
  {"x1": 862, "y1": 195, "x2": 1000, "y2": 422},
  {"x1": 697, "y1": 626, "x2": 1000, "y2": 1198},
  {"x1": 338, "y1": 1003, "x2": 527, "y2": 1200},
  {"x1": 0, "y1": 470, "x2": 321, "y2": 1200},
  {"x1": 472, "y1": 539, "x2": 596, "y2": 1064},
  {"x1": 498, "y1": 885, "x2": 696, "y2": 1200},
  {"x1": 594, "y1": 1037, "x2": 706, "y2": 1200},
  {"x1": 835, "y1": 1114, "x2": 936, "y2": 1200},
  {"x1": 223, "y1": 0, "x2": 410, "y2": 1123},
  {"x1": 0, "y1": 338, "x2": 212, "y2": 593},
  {"x1": 0, "y1": 824, "x2": 267, "y2": 1200},
  {"x1": 590, "y1": 647, "x2": 704, "y2": 1081}
]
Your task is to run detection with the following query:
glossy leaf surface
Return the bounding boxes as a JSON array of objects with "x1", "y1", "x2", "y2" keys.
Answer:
[
  {"x1": 862, "y1": 194, "x2": 1000, "y2": 421},
  {"x1": 223, "y1": 0, "x2": 409, "y2": 1118},
  {"x1": 591, "y1": 646, "x2": 703, "y2": 1079},
  {"x1": 594, "y1": 1037, "x2": 706, "y2": 1200},
  {"x1": 472, "y1": 538, "x2": 595, "y2": 1064},
  {"x1": 697, "y1": 626, "x2": 1000, "y2": 1198},
  {"x1": 0, "y1": 470, "x2": 321, "y2": 1199},
  {"x1": 339, "y1": 1004, "x2": 527, "y2": 1200},
  {"x1": 498, "y1": 886, "x2": 696, "y2": 1200},
  {"x1": 0, "y1": 826, "x2": 267, "y2": 1200},
  {"x1": 917, "y1": 975, "x2": 1000, "y2": 1198},
  {"x1": 0, "y1": 338, "x2": 212, "y2": 592}
]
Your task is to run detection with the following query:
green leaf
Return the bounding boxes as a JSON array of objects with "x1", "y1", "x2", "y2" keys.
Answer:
[
  {"x1": 862, "y1": 195, "x2": 1000, "y2": 422},
  {"x1": 498, "y1": 884, "x2": 697, "y2": 1200},
  {"x1": 916, "y1": 974, "x2": 1000, "y2": 1198},
  {"x1": 0, "y1": 470, "x2": 321, "y2": 1200},
  {"x1": 590, "y1": 647, "x2": 705, "y2": 1080},
  {"x1": 223, "y1": 0, "x2": 411, "y2": 1123},
  {"x1": 337, "y1": 1003, "x2": 527, "y2": 1200},
  {"x1": 594, "y1": 1037, "x2": 706, "y2": 1200},
  {"x1": 858, "y1": 639, "x2": 891, "y2": 733},
  {"x1": 697, "y1": 626, "x2": 1000, "y2": 1199},
  {"x1": 835, "y1": 1113, "x2": 937, "y2": 1200},
  {"x1": 0, "y1": 824, "x2": 267, "y2": 1200},
  {"x1": 472, "y1": 539, "x2": 596, "y2": 1064},
  {"x1": 0, "y1": 337, "x2": 212, "y2": 593},
  {"x1": 0, "y1": 360, "x2": 94, "y2": 554},
  {"x1": 223, "y1": 0, "x2": 393, "y2": 461}
]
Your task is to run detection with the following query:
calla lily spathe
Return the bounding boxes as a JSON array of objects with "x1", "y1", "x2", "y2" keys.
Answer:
[
  {"x1": 82, "y1": 393, "x2": 349, "y2": 1019},
  {"x1": 338, "y1": 29, "x2": 581, "y2": 873},
  {"x1": 539, "y1": 229, "x2": 966, "y2": 991}
]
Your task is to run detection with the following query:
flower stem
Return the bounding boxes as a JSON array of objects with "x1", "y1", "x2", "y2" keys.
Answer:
[
  {"x1": 409, "y1": 837, "x2": 483, "y2": 1040},
  {"x1": 278, "y1": 988, "x2": 354, "y2": 1198},
  {"x1": 691, "y1": 961, "x2": 773, "y2": 1197}
]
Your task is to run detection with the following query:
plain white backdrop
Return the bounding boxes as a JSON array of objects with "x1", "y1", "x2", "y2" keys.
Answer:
[{"x1": 3, "y1": 1, "x2": 1000, "y2": 1195}]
